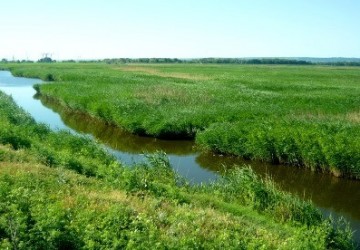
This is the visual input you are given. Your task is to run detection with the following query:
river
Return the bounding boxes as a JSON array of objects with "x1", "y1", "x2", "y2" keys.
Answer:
[{"x1": 0, "y1": 70, "x2": 359, "y2": 244}]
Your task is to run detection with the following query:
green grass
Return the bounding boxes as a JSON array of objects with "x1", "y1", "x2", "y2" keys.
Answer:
[
  {"x1": 0, "y1": 84, "x2": 355, "y2": 248},
  {"x1": 2, "y1": 63, "x2": 360, "y2": 179}
]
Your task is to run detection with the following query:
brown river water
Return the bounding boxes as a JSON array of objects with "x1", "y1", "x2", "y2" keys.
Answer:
[{"x1": 0, "y1": 70, "x2": 359, "y2": 245}]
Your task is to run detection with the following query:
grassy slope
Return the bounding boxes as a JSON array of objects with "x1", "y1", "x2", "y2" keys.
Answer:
[
  {"x1": 0, "y1": 87, "x2": 354, "y2": 248},
  {"x1": 2, "y1": 63, "x2": 360, "y2": 179}
]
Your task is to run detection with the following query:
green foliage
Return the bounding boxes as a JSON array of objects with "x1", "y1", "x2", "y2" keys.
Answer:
[
  {"x1": 37, "y1": 57, "x2": 55, "y2": 63},
  {"x1": 0, "y1": 163, "x2": 355, "y2": 249},
  {"x1": 197, "y1": 120, "x2": 360, "y2": 178},
  {"x1": 0, "y1": 92, "x2": 117, "y2": 176},
  {"x1": 209, "y1": 167, "x2": 323, "y2": 225},
  {"x1": 44, "y1": 73, "x2": 55, "y2": 81},
  {"x1": 4, "y1": 63, "x2": 360, "y2": 177},
  {"x1": 91, "y1": 57, "x2": 360, "y2": 66},
  {"x1": 3, "y1": 62, "x2": 360, "y2": 181},
  {"x1": 0, "y1": 89, "x2": 355, "y2": 248},
  {"x1": 325, "y1": 217, "x2": 355, "y2": 250}
]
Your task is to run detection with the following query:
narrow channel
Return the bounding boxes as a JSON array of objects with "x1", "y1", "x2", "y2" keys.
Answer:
[{"x1": 1, "y1": 70, "x2": 359, "y2": 244}]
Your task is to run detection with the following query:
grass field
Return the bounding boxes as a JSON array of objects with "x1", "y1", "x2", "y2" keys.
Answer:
[
  {"x1": 0, "y1": 89, "x2": 354, "y2": 249},
  {"x1": 2, "y1": 63, "x2": 360, "y2": 179}
]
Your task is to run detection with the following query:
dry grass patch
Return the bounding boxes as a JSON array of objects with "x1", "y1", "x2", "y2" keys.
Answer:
[
  {"x1": 0, "y1": 162, "x2": 43, "y2": 175},
  {"x1": 292, "y1": 110, "x2": 360, "y2": 124},
  {"x1": 118, "y1": 66, "x2": 210, "y2": 80},
  {"x1": 0, "y1": 144, "x2": 35, "y2": 163},
  {"x1": 346, "y1": 111, "x2": 360, "y2": 123}
]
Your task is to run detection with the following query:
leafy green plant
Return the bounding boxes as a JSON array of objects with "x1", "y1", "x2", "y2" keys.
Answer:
[
  {"x1": 0, "y1": 64, "x2": 357, "y2": 249},
  {"x1": 4, "y1": 62, "x2": 360, "y2": 178}
]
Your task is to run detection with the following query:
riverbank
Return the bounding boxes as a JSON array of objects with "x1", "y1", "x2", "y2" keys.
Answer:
[
  {"x1": 2, "y1": 63, "x2": 360, "y2": 179},
  {"x1": 0, "y1": 77, "x2": 355, "y2": 248}
]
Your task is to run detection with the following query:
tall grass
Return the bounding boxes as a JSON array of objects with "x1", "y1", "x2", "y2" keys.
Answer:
[
  {"x1": 197, "y1": 119, "x2": 360, "y2": 178},
  {"x1": 1, "y1": 161, "x2": 353, "y2": 249},
  {"x1": 0, "y1": 92, "x2": 117, "y2": 177},
  {"x1": 0, "y1": 88, "x2": 355, "y2": 248},
  {"x1": 3, "y1": 63, "x2": 360, "y2": 178}
]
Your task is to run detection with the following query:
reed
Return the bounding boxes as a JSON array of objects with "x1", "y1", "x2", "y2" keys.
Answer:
[
  {"x1": 3, "y1": 62, "x2": 360, "y2": 178},
  {"x1": 0, "y1": 90, "x2": 354, "y2": 249}
]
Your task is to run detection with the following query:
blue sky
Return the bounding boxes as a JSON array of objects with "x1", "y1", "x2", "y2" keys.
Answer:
[{"x1": 1, "y1": 0, "x2": 359, "y2": 60}]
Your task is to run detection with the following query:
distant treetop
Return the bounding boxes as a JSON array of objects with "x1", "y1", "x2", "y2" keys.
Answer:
[
  {"x1": 99, "y1": 57, "x2": 360, "y2": 66},
  {"x1": 38, "y1": 57, "x2": 55, "y2": 63}
]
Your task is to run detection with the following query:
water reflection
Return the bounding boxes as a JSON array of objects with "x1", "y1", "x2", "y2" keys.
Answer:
[
  {"x1": 199, "y1": 153, "x2": 360, "y2": 243},
  {"x1": 36, "y1": 96, "x2": 196, "y2": 155},
  {"x1": 39, "y1": 91, "x2": 360, "y2": 224},
  {"x1": 198, "y1": 152, "x2": 360, "y2": 221},
  {"x1": 36, "y1": 95, "x2": 218, "y2": 184}
]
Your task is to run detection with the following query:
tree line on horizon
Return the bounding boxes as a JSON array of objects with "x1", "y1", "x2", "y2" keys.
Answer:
[{"x1": 2, "y1": 57, "x2": 360, "y2": 66}]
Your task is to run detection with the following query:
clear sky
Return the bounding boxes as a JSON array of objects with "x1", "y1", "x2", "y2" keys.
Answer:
[{"x1": 1, "y1": 0, "x2": 359, "y2": 60}]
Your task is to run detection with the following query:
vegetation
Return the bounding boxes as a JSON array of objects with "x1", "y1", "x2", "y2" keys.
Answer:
[
  {"x1": 2, "y1": 63, "x2": 360, "y2": 179},
  {"x1": 2, "y1": 57, "x2": 360, "y2": 66},
  {"x1": 0, "y1": 85, "x2": 355, "y2": 249},
  {"x1": 38, "y1": 56, "x2": 55, "y2": 63},
  {"x1": 100, "y1": 57, "x2": 360, "y2": 66},
  {"x1": 102, "y1": 57, "x2": 360, "y2": 66},
  {"x1": 101, "y1": 58, "x2": 313, "y2": 65}
]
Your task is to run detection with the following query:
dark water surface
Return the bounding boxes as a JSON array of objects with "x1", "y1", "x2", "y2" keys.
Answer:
[{"x1": 1, "y1": 70, "x2": 359, "y2": 244}]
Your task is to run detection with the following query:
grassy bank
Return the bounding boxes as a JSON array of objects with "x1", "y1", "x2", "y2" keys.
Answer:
[
  {"x1": 2, "y1": 63, "x2": 360, "y2": 179},
  {"x1": 0, "y1": 83, "x2": 355, "y2": 248}
]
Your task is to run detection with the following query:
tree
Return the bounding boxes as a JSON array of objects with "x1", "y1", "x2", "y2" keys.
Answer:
[{"x1": 38, "y1": 57, "x2": 55, "y2": 63}]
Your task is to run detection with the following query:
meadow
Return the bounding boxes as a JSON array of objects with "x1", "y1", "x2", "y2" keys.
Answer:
[
  {"x1": 0, "y1": 88, "x2": 354, "y2": 248},
  {"x1": 3, "y1": 63, "x2": 360, "y2": 179}
]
